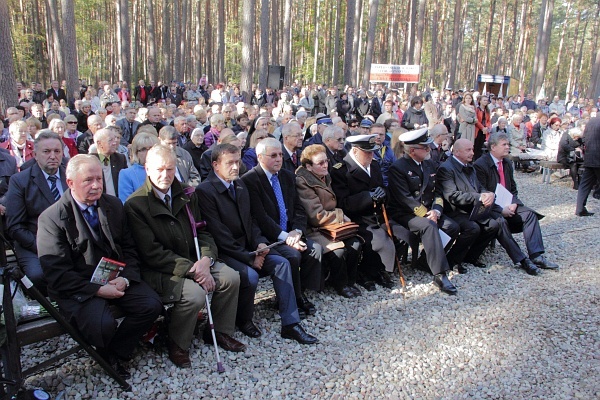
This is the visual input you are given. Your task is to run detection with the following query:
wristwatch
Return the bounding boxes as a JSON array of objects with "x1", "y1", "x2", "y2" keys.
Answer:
[{"x1": 205, "y1": 256, "x2": 215, "y2": 267}]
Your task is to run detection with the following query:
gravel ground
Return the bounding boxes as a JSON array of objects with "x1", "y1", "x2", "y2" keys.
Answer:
[{"x1": 19, "y1": 170, "x2": 600, "y2": 400}]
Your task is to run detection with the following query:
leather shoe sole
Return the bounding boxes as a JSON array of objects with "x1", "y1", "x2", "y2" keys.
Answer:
[
  {"x1": 281, "y1": 323, "x2": 318, "y2": 344},
  {"x1": 204, "y1": 331, "x2": 246, "y2": 352},
  {"x1": 238, "y1": 320, "x2": 262, "y2": 338},
  {"x1": 576, "y1": 211, "x2": 595, "y2": 216}
]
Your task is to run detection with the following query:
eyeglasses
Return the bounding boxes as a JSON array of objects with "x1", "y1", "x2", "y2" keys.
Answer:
[
  {"x1": 313, "y1": 159, "x2": 328, "y2": 166},
  {"x1": 67, "y1": 121, "x2": 77, "y2": 124},
  {"x1": 265, "y1": 152, "x2": 283, "y2": 159},
  {"x1": 415, "y1": 146, "x2": 431, "y2": 151},
  {"x1": 336, "y1": 138, "x2": 345, "y2": 142}
]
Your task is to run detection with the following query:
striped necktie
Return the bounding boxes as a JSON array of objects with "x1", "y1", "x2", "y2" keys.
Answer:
[{"x1": 48, "y1": 175, "x2": 60, "y2": 201}]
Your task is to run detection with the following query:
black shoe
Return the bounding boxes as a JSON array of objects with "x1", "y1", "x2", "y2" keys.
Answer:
[
  {"x1": 375, "y1": 271, "x2": 395, "y2": 289},
  {"x1": 337, "y1": 286, "x2": 356, "y2": 298},
  {"x1": 455, "y1": 264, "x2": 468, "y2": 274},
  {"x1": 238, "y1": 320, "x2": 262, "y2": 338},
  {"x1": 297, "y1": 294, "x2": 317, "y2": 315},
  {"x1": 576, "y1": 208, "x2": 595, "y2": 216},
  {"x1": 433, "y1": 273, "x2": 457, "y2": 295},
  {"x1": 593, "y1": 191, "x2": 600, "y2": 200},
  {"x1": 98, "y1": 349, "x2": 131, "y2": 379},
  {"x1": 358, "y1": 280, "x2": 376, "y2": 291},
  {"x1": 276, "y1": 298, "x2": 306, "y2": 319},
  {"x1": 466, "y1": 259, "x2": 487, "y2": 268},
  {"x1": 531, "y1": 255, "x2": 559, "y2": 270},
  {"x1": 520, "y1": 258, "x2": 541, "y2": 276},
  {"x1": 348, "y1": 284, "x2": 362, "y2": 296},
  {"x1": 281, "y1": 323, "x2": 318, "y2": 344}
]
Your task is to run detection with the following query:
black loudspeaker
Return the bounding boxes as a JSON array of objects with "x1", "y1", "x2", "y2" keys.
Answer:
[{"x1": 267, "y1": 65, "x2": 285, "y2": 90}]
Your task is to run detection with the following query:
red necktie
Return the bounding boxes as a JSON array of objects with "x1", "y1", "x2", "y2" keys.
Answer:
[{"x1": 497, "y1": 161, "x2": 506, "y2": 188}]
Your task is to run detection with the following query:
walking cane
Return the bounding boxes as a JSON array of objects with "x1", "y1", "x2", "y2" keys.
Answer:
[
  {"x1": 182, "y1": 187, "x2": 225, "y2": 373},
  {"x1": 380, "y1": 203, "x2": 407, "y2": 307}
]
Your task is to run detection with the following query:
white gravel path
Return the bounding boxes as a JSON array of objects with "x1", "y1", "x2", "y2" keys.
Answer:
[{"x1": 19, "y1": 170, "x2": 600, "y2": 400}]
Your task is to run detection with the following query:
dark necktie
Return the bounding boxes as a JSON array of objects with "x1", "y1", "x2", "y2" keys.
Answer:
[
  {"x1": 103, "y1": 157, "x2": 109, "y2": 166},
  {"x1": 271, "y1": 174, "x2": 288, "y2": 230},
  {"x1": 464, "y1": 165, "x2": 477, "y2": 189},
  {"x1": 291, "y1": 152, "x2": 297, "y2": 167},
  {"x1": 48, "y1": 175, "x2": 60, "y2": 201},
  {"x1": 84, "y1": 205, "x2": 99, "y2": 232},
  {"x1": 228, "y1": 184, "x2": 236, "y2": 201},
  {"x1": 164, "y1": 194, "x2": 171, "y2": 211}
]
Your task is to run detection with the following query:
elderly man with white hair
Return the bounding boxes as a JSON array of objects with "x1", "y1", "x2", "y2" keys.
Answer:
[{"x1": 428, "y1": 124, "x2": 451, "y2": 165}]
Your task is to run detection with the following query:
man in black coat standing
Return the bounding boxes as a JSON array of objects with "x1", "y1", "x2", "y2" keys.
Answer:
[
  {"x1": 575, "y1": 117, "x2": 600, "y2": 216},
  {"x1": 242, "y1": 138, "x2": 323, "y2": 317},
  {"x1": 474, "y1": 132, "x2": 559, "y2": 270},
  {"x1": 37, "y1": 155, "x2": 162, "y2": 378}
]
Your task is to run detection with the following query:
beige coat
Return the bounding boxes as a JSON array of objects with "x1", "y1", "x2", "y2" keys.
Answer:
[
  {"x1": 295, "y1": 166, "x2": 346, "y2": 252},
  {"x1": 458, "y1": 104, "x2": 477, "y2": 143}
]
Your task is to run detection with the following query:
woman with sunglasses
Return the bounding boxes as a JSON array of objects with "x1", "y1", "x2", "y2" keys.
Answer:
[{"x1": 295, "y1": 144, "x2": 362, "y2": 298}]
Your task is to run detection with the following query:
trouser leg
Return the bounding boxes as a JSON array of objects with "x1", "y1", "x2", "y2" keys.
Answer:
[
  {"x1": 168, "y1": 279, "x2": 206, "y2": 350},
  {"x1": 208, "y1": 261, "x2": 240, "y2": 336}
]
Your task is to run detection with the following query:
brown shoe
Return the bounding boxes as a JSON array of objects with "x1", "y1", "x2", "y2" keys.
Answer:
[
  {"x1": 167, "y1": 340, "x2": 191, "y2": 368},
  {"x1": 204, "y1": 330, "x2": 246, "y2": 352}
]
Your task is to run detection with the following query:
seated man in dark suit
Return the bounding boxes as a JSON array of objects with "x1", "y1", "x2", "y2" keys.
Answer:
[
  {"x1": 196, "y1": 144, "x2": 318, "y2": 344},
  {"x1": 5, "y1": 132, "x2": 66, "y2": 292},
  {"x1": 322, "y1": 125, "x2": 347, "y2": 169},
  {"x1": 474, "y1": 132, "x2": 559, "y2": 270},
  {"x1": 125, "y1": 145, "x2": 244, "y2": 367},
  {"x1": 281, "y1": 122, "x2": 303, "y2": 172},
  {"x1": 37, "y1": 155, "x2": 163, "y2": 379},
  {"x1": 92, "y1": 128, "x2": 128, "y2": 197},
  {"x1": 0, "y1": 147, "x2": 18, "y2": 214},
  {"x1": 242, "y1": 138, "x2": 323, "y2": 317},
  {"x1": 428, "y1": 124, "x2": 451, "y2": 166},
  {"x1": 437, "y1": 139, "x2": 541, "y2": 275}
]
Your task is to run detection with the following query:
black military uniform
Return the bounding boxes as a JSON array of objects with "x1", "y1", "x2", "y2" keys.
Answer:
[
  {"x1": 330, "y1": 134, "x2": 400, "y2": 290},
  {"x1": 387, "y1": 129, "x2": 460, "y2": 294}
]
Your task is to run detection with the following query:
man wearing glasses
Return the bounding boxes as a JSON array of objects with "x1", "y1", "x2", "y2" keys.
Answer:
[
  {"x1": 322, "y1": 125, "x2": 347, "y2": 168},
  {"x1": 281, "y1": 122, "x2": 304, "y2": 172}
]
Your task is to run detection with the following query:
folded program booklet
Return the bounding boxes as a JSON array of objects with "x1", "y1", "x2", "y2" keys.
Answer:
[{"x1": 90, "y1": 257, "x2": 126, "y2": 285}]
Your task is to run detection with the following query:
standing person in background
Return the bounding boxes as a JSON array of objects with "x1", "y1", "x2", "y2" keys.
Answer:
[{"x1": 575, "y1": 117, "x2": 600, "y2": 216}]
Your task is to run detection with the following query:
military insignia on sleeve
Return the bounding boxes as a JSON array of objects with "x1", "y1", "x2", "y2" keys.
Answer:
[
  {"x1": 333, "y1": 163, "x2": 343, "y2": 169},
  {"x1": 435, "y1": 198, "x2": 444, "y2": 206},
  {"x1": 414, "y1": 205, "x2": 428, "y2": 217}
]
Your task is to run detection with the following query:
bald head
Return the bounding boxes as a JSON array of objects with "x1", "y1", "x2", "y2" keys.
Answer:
[{"x1": 452, "y1": 139, "x2": 474, "y2": 164}]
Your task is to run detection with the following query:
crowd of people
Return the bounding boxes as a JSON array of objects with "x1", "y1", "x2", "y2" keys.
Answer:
[{"x1": 1, "y1": 76, "x2": 598, "y2": 379}]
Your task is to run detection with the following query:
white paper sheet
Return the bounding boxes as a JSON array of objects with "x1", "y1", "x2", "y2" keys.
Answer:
[{"x1": 495, "y1": 183, "x2": 513, "y2": 208}]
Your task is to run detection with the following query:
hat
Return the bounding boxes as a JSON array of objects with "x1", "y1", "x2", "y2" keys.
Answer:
[
  {"x1": 316, "y1": 116, "x2": 333, "y2": 125},
  {"x1": 360, "y1": 119, "x2": 373, "y2": 128},
  {"x1": 399, "y1": 128, "x2": 433, "y2": 145},
  {"x1": 347, "y1": 134, "x2": 380, "y2": 152}
]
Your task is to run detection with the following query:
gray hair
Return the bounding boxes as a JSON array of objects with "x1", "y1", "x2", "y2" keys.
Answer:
[
  {"x1": 322, "y1": 125, "x2": 344, "y2": 141},
  {"x1": 256, "y1": 137, "x2": 281, "y2": 155},
  {"x1": 145, "y1": 144, "x2": 176, "y2": 166},
  {"x1": 34, "y1": 131, "x2": 62, "y2": 151},
  {"x1": 131, "y1": 133, "x2": 159, "y2": 164},
  {"x1": 488, "y1": 132, "x2": 510, "y2": 147},
  {"x1": 158, "y1": 125, "x2": 178, "y2": 140},
  {"x1": 429, "y1": 124, "x2": 448, "y2": 139},
  {"x1": 66, "y1": 154, "x2": 101, "y2": 180}
]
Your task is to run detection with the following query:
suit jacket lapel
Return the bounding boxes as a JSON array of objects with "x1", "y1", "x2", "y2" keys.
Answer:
[
  {"x1": 31, "y1": 164, "x2": 56, "y2": 204},
  {"x1": 97, "y1": 197, "x2": 119, "y2": 256},
  {"x1": 256, "y1": 165, "x2": 279, "y2": 218},
  {"x1": 345, "y1": 155, "x2": 371, "y2": 185}
]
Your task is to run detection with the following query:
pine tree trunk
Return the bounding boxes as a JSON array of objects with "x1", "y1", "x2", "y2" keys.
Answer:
[
  {"x1": 0, "y1": 0, "x2": 17, "y2": 111},
  {"x1": 413, "y1": 0, "x2": 426, "y2": 65},
  {"x1": 62, "y1": 0, "x2": 79, "y2": 104},
  {"x1": 342, "y1": 0, "x2": 356, "y2": 85},
  {"x1": 351, "y1": 0, "x2": 363, "y2": 86},
  {"x1": 312, "y1": 0, "x2": 320, "y2": 83},
  {"x1": 116, "y1": 0, "x2": 131, "y2": 84},
  {"x1": 483, "y1": 0, "x2": 496, "y2": 73},
  {"x1": 565, "y1": 11, "x2": 581, "y2": 100},
  {"x1": 550, "y1": 0, "x2": 571, "y2": 97},
  {"x1": 586, "y1": 1, "x2": 600, "y2": 98},
  {"x1": 146, "y1": 0, "x2": 157, "y2": 82},
  {"x1": 217, "y1": 0, "x2": 225, "y2": 82},
  {"x1": 162, "y1": 0, "x2": 171, "y2": 79},
  {"x1": 331, "y1": 0, "x2": 341, "y2": 85},
  {"x1": 430, "y1": 1, "x2": 439, "y2": 87},
  {"x1": 448, "y1": 0, "x2": 462, "y2": 89},
  {"x1": 530, "y1": 0, "x2": 554, "y2": 96},
  {"x1": 46, "y1": 0, "x2": 65, "y2": 82},
  {"x1": 407, "y1": 0, "x2": 417, "y2": 64},
  {"x1": 494, "y1": 0, "x2": 508, "y2": 72},
  {"x1": 281, "y1": 0, "x2": 291, "y2": 83},
  {"x1": 241, "y1": 0, "x2": 255, "y2": 94},
  {"x1": 258, "y1": 0, "x2": 270, "y2": 89},
  {"x1": 361, "y1": 0, "x2": 379, "y2": 88}
]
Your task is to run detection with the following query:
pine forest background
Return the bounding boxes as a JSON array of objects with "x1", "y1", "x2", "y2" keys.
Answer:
[{"x1": 2, "y1": 0, "x2": 600, "y2": 111}]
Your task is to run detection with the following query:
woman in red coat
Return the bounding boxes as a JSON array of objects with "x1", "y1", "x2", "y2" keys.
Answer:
[{"x1": 474, "y1": 95, "x2": 492, "y2": 160}]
